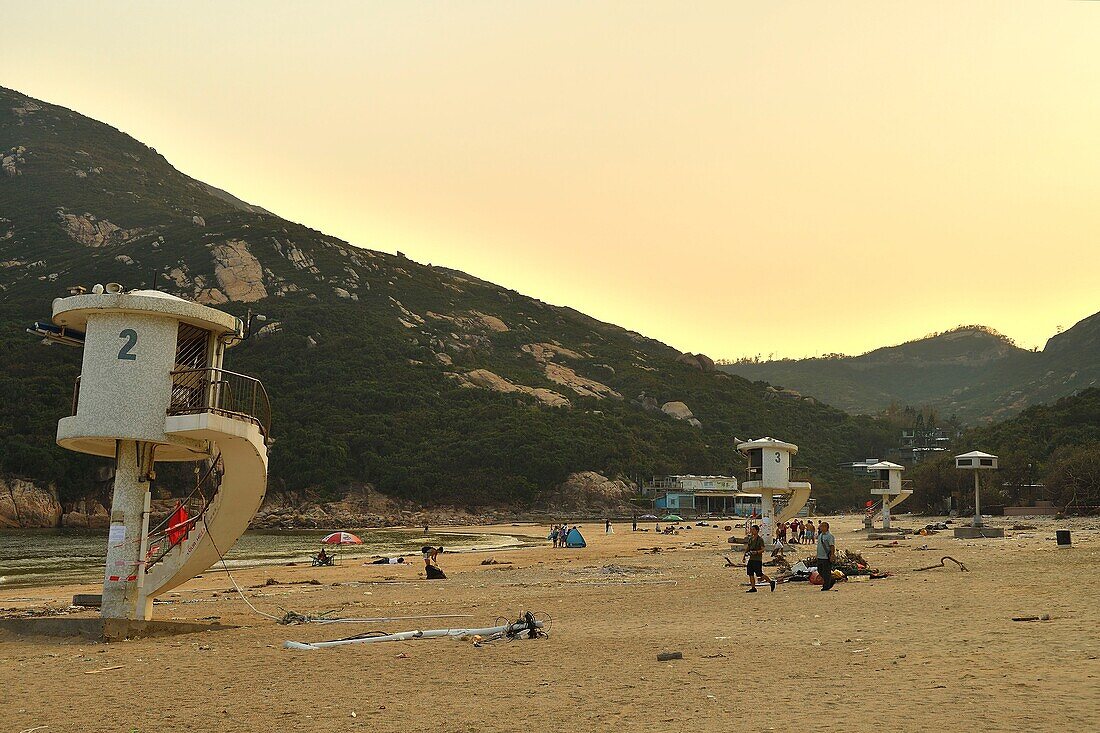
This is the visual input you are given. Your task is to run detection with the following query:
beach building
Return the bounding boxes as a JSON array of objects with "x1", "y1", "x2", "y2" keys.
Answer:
[
  {"x1": 642, "y1": 475, "x2": 761, "y2": 516},
  {"x1": 892, "y1": 426, "x2": 951, "y2": 463}
]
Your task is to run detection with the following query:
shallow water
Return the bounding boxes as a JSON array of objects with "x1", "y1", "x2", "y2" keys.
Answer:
[{"x1": 0, "y1": 527, "x2": 521, "y2": 589}]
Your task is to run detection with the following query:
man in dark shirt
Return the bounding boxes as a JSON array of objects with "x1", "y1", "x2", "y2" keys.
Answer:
[
  {"x1": 744, "y1": 524, "x2": 776, "y2": 593},
  {"x1": 816, "y1": 522, "x2": 837, "y2": 591}
]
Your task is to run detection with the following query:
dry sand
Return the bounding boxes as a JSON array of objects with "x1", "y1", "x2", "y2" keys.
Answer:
[{"x1": 1, "y1": 514, "x2": 1098, "y2": 732}]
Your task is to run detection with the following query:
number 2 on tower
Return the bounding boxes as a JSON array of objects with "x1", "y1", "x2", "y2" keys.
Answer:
[{"x1": 118, "y1": 329, "x2": 138, "y2": 361}]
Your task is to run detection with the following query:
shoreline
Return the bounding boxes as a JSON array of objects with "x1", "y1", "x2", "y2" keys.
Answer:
[{"x1": 1, "y1": 514, "x2": 1098, "y2": 732}]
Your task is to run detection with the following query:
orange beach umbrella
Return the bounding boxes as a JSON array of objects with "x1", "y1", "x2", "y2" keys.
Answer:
[{"x1": 320, "y1": 531, "x2": 363, "y2": 545}]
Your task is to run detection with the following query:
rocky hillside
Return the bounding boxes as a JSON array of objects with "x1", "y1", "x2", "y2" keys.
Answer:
[
  {"x1": 0, "y1": 85, "x2": 897, "y2": 521},
  {"x1": 722, "y1": 321, "x2": 1099, "y2": 424}
]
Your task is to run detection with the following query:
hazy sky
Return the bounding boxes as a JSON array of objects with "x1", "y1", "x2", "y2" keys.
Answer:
[{"x1": 4, "y1": 2, "x2": 1098, "y2": 358}]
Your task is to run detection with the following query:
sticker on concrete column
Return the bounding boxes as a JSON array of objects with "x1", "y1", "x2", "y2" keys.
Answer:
[{"x1": 108, "y1": 523, "x2": 126, "y2": 546}]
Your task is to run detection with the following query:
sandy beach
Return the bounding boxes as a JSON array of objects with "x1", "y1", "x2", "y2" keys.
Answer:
[{"x1": 2, "y1": 514, "x2": 1098, "y2": 733}]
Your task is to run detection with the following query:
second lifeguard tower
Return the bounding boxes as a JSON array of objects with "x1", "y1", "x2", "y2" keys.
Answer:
[
  {"x1": 737, "y1": 437, "x2": 812, "y2": 542},
  {"x1": 867, "y1": 460, "x2": 912, "y2": 536}
]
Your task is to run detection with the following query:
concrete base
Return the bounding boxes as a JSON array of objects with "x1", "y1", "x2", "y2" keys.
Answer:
[
  {"x1": 868, "y1": 531, "x2": 909, "y2": 540},
  {"x1": 953, "y1": 526, "x2": 1005, "y2": 539},
  {"x1": 0, "y1": 617, "x2": 236, "y2": 642}
]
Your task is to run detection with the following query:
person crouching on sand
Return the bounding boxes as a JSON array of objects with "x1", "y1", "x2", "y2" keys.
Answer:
[{"x1": 744, "y1": 524, "x2": 776, "y2": 593}]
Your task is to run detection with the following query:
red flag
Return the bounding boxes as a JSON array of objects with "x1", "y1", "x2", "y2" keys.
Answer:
[{"x1": 167, "y1": 502, "x2": 190, "y2": 545}]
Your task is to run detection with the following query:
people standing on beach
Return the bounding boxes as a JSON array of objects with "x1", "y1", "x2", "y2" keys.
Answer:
[
  {"x1": 816, "y1": 522, "x2": 836, "y2": 591},
  {"x1": 804, "y1": 521, "x2": 815, "y2": 544},
  {"x1": 778, "y1": 522, "x2": 788, "y2": 544},
  {"x1": 605, "y1": 519, "x2": 613, "y2": 534},
  {"x1": 744, "y1": 524, "x2": 775, "y2": 593},
  {"x1": 632, "y1": 515, "x2": 638, "y2": 532}
]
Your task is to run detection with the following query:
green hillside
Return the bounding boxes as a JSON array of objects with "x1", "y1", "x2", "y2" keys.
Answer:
[
  {"x1": 0, "y1": 85, "x2": 896, "y2": 511},
  {"x1": 722, "y1": 321, "x2": 1099, "y2": 424},
  {"x1": 908, "y1": 388, "x2": 1100, "y2": 513}
]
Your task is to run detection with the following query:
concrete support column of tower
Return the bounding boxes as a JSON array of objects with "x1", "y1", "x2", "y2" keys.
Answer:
[
  {"x1": 760, "y1": 489, "x2": 774, "y2": 544},
  {"x1": 101, "y1": 440, "x2": 154, "y2": 620},
  {"x1": 882, "y1": 497, "x2": 892, "y2": 529},
  {"x1": 973, "y1": 471, "x2": 982, "y2": 527}
]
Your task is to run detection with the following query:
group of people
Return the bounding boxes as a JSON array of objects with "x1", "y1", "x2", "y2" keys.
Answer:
[
  {"x1": 775, "y1": 518, "x2": 817, "y2": 544},
  {"x1": 744, "y1": 519, "x2": 836, "y2": 592},
  {"x1": 549, "y1": 524, "x2": 577, "y2": 547}
]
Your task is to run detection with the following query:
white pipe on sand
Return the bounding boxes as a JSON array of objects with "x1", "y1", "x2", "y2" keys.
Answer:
[{"x1": 285, "y1": 619, "x2": 544, "y2": 650}]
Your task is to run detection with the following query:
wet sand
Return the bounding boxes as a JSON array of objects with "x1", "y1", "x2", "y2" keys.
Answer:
[{"x1": 1, "y1": 514, "x2": 1098, "y2": 732}]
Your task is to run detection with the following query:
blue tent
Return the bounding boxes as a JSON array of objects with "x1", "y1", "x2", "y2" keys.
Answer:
[{"x1": 564, "y1": 527, "x2": 587, "y2": 548}]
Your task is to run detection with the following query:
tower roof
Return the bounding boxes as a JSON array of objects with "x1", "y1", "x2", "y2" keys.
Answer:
[{"x1": 736, "y1": 436, "x2": 798, "y2": 454}]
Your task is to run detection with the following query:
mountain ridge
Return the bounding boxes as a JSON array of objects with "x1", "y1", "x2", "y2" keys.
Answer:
[
  {"x1": 721, "y1": 316, "x2": 1097, "y2": 423},
  {"x1": 0, "y1": 85, "x2": 895, "y2": 512}
]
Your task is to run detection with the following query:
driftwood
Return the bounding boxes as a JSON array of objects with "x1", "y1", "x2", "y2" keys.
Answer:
[{"x1": 914, "y1": 556, "x2": 968, "y2": 572}]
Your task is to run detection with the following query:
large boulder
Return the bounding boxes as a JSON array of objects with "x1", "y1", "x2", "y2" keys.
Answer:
[
  {"x1": 0, "y1": 477, "x2": 62, "y2": 528},
  {"x1": 543, "y1": 471, "x2": 635, "y2": 514},
  {"x1": 661, "y1": 401, "x2": 702, "y2": 428}
]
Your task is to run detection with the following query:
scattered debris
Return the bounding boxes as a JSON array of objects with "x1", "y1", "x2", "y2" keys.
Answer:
[
  {"x1": 914, "y1": 556, "x2": 969, "y2": 572},
  {"x1": 657, "y1": 651, "x2": 683, "y2": 662},
  {"x1": 1012, "y1": 614, "x2": 1051, "y2": 622},
  {"x1": 480, "y1": 558, "x2": 511, "y2": 566},
  {"x1": 285, "y1": 611, "x2": 548, "y2": 650},
  {"x1": 84, "y1": 665, "x2": 124, "y2": 674}
]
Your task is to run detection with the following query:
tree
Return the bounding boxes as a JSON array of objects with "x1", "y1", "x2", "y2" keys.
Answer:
[{"x1": 1044, "y1": 443, "x2": 1100, "y2": 514}]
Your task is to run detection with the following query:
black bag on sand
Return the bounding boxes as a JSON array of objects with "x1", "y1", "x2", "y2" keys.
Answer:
[{"x1": 426, "y1": 565, "x2": 447, "y2": 580}]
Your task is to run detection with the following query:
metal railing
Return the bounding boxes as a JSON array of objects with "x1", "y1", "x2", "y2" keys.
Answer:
[
  {"x1": 744, "y1": 466, "x2": 812, "y2": 483},
  {"x1": 145, "y1": 455, "x2": 224, "y2": 571},
  {"x1": 168, "y1": 368, "x2": 271, "y2": 440},
  {"x1": 872, "y1": 479, "x2": 914, "y2": 491}
]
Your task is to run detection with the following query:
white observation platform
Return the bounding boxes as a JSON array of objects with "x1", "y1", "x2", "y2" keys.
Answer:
[
  {"x1": 867, "y1": 460, "x2": 912, "y2": 530},
  {"x1": 737, "y1": 437, "x2": 812, "y2": 541},
  {"x1": 51, "y1": 289, "x2": 270, "y2": 622}
]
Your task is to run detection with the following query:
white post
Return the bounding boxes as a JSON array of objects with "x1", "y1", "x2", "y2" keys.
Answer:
[
  {"x1": 101, "y1": 440, "x2": 152, "y2": 620},
  {"x1": 881, "y1": 496, "x2": 891, "y2": 529},
  {"x1": 760, "y1": 490, "x2": 774, "y2": 546},
  {"x1": 972, "y1": 470, "x2": 982, "y2": 527}
]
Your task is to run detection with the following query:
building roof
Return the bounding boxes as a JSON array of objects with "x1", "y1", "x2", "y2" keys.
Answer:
[
  {"x1": 867, "y1": 461, "x2": 905, "y2": 471},
  {"x1": 956, "y1": 450, "x2": 997, "y2": 459},
  {"x1": 737, "y1": 436, "x2": 798, "y2": 454}
]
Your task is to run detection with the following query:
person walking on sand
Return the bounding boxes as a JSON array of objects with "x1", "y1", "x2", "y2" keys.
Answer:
[
  {"x1": 744, "y1": 524, "x2": 776, "y2": 593},
  {"x1": 816, "y1": 521, "x2": 837, "y2": 591}
]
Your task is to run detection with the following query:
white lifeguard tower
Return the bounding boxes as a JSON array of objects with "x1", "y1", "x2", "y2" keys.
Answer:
[
  {"x1": 736, "y1": 437, "x2": 812, "y2": 542},
  {"x1": 954, "y1": 450, "x2": 1003, "y2": 538},
  {"x1": 867, "y1": 461, "x2": 912, "y2": 533},
  {"x1": 44, "y1": 287, "x2": 270, "y2": 627}
]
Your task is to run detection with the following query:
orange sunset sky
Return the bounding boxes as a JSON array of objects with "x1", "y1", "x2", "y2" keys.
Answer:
[{"x1": 3, "y1": 1, "x2": 1098, "y2": 358}]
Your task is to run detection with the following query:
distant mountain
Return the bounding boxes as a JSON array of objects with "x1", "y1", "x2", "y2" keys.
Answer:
[
  {"x1": 0, "y1": 85, "x2": 895, "y2": 511},
  {"x1": 721, "y1": 318, "x2": 1100, "y2": 424}
]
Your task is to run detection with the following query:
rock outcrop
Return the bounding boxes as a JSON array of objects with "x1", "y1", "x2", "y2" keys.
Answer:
[
  {"x1": 661, "y1": 401, "x2": 702, "y2": 427},
  {"x1": 449, "y1": 369, "x2": 570, "y2": 408},
  {"x1": 544, "y1": 363, "x2": 620, "y2": 399},
  {"x1": 57, "y1": 210, "x2": 140, "y2": 247},
  {"x1": 537, "y1": 471, "x2": 635, "y2": 513},
  {"x1": 0, "y1": 477, "x2": 63, "y2": 528},
  {"x1": 211, "y1": 239, "x2": 268, "y2": 302},
  {"x1": 676, "y1": 352, "x2": 716, "y2": 372},
  {"x1": 522, "y1": 342, "x2": 586, "y2": 364},
  {"x1": 3, "y1": 146, "x2": 26, "y2": 176}
]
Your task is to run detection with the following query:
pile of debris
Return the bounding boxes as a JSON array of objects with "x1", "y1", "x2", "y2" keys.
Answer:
[{"x1": 782, "y1": 550, "x2": 888, "y2": 583}]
